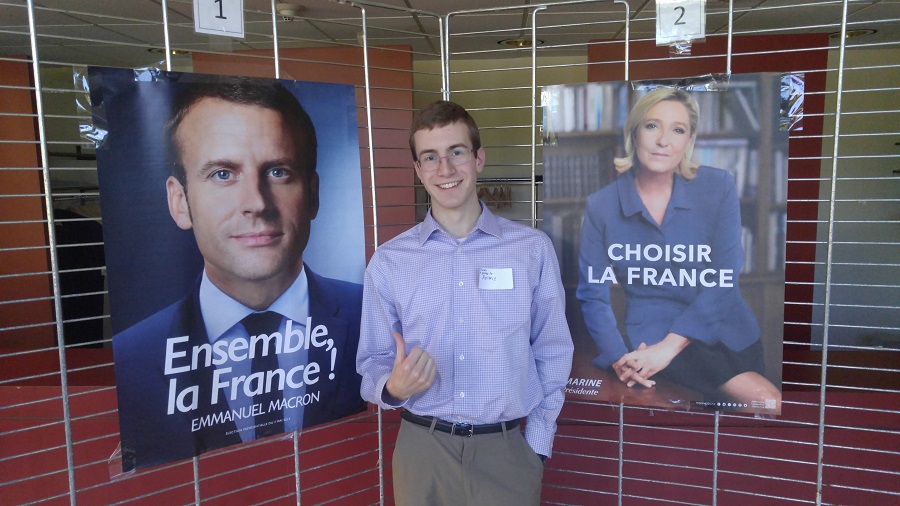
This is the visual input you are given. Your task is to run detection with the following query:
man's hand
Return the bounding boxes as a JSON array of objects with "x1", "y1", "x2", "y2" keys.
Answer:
[{"x1": 384, "y1": 332, "x2": 436, "y2": 401}]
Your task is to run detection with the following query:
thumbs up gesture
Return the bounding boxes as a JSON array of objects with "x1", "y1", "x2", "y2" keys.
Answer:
[{"x1": 385, "y1": 332, "x2": 436, "y2": 401}]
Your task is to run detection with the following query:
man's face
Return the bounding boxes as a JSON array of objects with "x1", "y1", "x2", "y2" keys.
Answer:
[
  {"x1": 166, "y1": 97, "x2": 318, "y2": 299},
  {"x1": 413, "y1": 121, "x2": 484, "y2": 216}
]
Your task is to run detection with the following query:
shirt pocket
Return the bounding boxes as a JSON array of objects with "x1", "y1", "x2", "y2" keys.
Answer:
[{"x1": 473, "y1": 286, "x2": 531, "y2": 349}]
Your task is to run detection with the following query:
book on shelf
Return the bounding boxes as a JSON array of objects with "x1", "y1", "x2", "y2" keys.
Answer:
[
  {"x1": 730, "y1": 87, "x2": 761, "y2": 132},
  {"x1": 771, "y1": 149, "x2": 788, "y2": 205},
  {"x1": 767, "y1": 210, "x2": 787, "y2": 271},
  {"x1": 542, "y1": 82, "x2": 630, "y2": 139},
  {"x1": 544, "y1": 150, "x2": 614, "y2": 201},
  {"x1": 694, "y1": 138, "x2": 751, "y2": 198},
  {"x1": 746, "y1": 149, "x2": 759, "y2": 199},
  {"x1": 741, "y1": 226, "x2": 754, "y2": 274}
]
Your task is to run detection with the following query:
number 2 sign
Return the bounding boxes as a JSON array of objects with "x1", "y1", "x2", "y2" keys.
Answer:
[
  {"x1": 193, "y1": 0, "x2": 245, "y2": 38},
  {"x1": 656, "y1": 0, "x2": 706, "y2": 45}
]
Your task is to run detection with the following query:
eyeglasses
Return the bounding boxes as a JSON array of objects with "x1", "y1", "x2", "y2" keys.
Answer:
[{"x1": 416, "y1": 147, "x2": 473, "y2": 172}]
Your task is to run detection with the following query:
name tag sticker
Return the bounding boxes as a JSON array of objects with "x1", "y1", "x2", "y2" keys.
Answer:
[{"x1": 479, "y1": 268, "x2": 513, "y2": 290}]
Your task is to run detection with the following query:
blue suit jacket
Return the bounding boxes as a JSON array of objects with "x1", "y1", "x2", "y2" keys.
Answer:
[
  {"x1": 113, "y1": 267, "x2": 365, "y2": 471},
  {"x1": 576, "y1": 166, "x2": 760, "y2": 369}
]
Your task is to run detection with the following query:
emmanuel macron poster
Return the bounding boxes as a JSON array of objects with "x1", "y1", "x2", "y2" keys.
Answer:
[
  {"x1": 543, "y1": 74, "x2": 791, "y2": 416},
  {"x1": 90, "y1": 67, "x2": 367, "y2": 471}
]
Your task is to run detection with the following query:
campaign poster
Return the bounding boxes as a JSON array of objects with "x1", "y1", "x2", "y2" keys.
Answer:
[
  {"x1": 543, "y1": 74, "x2": 791, "y2": 415},
  {"x1": 89, "y1": 67, "x2": 367, "y2": 471}
]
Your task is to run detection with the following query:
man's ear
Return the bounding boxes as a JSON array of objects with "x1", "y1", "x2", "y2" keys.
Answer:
[
  {"x1": 413, "y1": 159, "x2": 425, "y2": 182},
  {"x1": 474, "y1": 147, "x2": 486, "y2": 174},
  {"x1": 307, "y1": 171, "x2": 320, "y2": 220},
  {"x1": 166, "y1": 176, "x2": 193, "y2": 230}
]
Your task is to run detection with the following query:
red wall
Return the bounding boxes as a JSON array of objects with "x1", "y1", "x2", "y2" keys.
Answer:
[
  {"x1": 4, "y1": 386, "x2": 895, "y2": 504},
  {"x1": 0, "y1": 58, "x2": 55, "y2": 349}
]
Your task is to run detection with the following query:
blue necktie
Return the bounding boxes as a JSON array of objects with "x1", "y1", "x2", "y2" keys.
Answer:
[{"x1": 242, "y1": 311, "x2": 285, "y2": 439}]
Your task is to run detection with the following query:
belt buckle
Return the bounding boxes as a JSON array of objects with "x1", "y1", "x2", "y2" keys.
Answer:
[{"x1": 450, "y1": 422, "x2": 474, "y2": 437}]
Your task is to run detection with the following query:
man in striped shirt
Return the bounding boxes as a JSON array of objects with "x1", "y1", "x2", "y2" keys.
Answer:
[{"x1": 356, "y1": 100, "x2": 573, "y2": 505}]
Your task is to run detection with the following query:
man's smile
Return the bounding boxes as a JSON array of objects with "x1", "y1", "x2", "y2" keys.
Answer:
[{"x1": 437, "y1": 181, "x2": 461, "y2": 189}]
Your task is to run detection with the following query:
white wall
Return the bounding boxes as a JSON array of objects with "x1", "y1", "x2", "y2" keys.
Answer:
[{"x1": 812, "y1": 46, "x2": 900, "y2": 348}]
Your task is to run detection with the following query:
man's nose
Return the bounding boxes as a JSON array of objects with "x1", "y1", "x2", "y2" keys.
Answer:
[
  {"x1": 240, "y1": 176, "x2": 269, "y2": 214},
  {"x1": 435, "y1": 156, "x2": 454, "y2": 176}
]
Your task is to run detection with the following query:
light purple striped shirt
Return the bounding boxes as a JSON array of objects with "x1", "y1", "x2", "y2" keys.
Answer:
[{"x1": 356, "y1": 204, "x2": 573, "y2": 457}]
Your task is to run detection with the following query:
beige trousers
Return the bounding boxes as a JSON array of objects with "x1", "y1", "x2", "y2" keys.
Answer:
[{"x1": 391, "y1": 418, "x2": 544, "y2": 506}]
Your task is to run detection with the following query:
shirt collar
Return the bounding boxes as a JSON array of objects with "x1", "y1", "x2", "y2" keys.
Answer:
[
  {"x1": 617, "y1": 170, "x2": 644, "y2": 218},
  {"x1": 417, "y1": 201, "x2": 501, "y2": 246},
  {"x1": 200, "y1": 266, "x2": 310, "y2": 343},
  {"x1": 617, "y1": 169, "x2": 694, "y2": 219},
  {"x1": 670, "y1": 171, "x2": 692, "y2": 210}
]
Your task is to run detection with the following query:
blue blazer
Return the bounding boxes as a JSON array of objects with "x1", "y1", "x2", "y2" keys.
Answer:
[
  {"x1": 576, "y1": 166, "x2": 760, "y2": 369},
  {"x1": 113, "y1": 267, "x2": 365, "y2": 471}
]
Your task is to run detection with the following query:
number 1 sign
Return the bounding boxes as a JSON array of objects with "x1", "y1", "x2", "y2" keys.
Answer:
[
  {"x1": 193, "y1": 0, "x2": 245, "y2": 38},
  {"x1": 656, "y1": 0, "x2": 706, "y2": 45}
]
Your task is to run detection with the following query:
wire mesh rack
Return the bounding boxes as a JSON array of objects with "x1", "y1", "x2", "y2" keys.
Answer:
[{"x1": 0, "y1": 0, "x2": 897, "y2": 504}]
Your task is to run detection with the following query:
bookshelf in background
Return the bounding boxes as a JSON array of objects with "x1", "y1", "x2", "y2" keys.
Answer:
[{"x1": 543, "y1": 82, "x2": 624, "y2": 286}]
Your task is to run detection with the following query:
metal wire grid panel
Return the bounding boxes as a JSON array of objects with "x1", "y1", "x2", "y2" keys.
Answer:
[
  {"x1": 0, "y1": 0, "x2": 897, "y2": 504},
  {"x1": 435, "y1": 1, "x2": 900, "y2": 504},
  {"x1": 0, "y1": 0, "x2": 417, "y2": 504}
]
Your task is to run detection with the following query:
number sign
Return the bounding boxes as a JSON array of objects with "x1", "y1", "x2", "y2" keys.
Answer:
[
  {"x1": 193, "y1": 0, "x2": 245, "y2": 38},
  {"x1": 656, "y1": 0, "x2": 706, "y2": 45}
]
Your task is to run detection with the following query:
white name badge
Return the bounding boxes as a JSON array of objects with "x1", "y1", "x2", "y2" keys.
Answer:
[{"x1": 479, "y1": 268, "x2": 513, "y2": 290}]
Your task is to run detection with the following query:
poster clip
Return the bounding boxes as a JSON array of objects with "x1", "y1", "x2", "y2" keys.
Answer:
[
  {"x1": 133, "y1": 62, "x2": 185, "y2": 83},
  {"x1": 106, "y1": 442, "x2": 134, "y2": 480},
  {"x1": 780, "y1": 73, "x2": 805, "y2": 131},
  {"x1": 78, "y1": 62, "x2": 183, "y2": 149},
  {"x1": 633, "y1": 73, "x2": 731, "y2": 92},
  {"x1": 74, "y1": 65, "x2": 108, "y2": 149},
  {"x1": 668, "y1": 40, "x2": 694, "y2": 56}
]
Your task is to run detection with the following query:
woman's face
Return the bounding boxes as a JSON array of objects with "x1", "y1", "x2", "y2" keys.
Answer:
[{"x1": 634, "y1": 99, "x2": 694, "y2": 176}]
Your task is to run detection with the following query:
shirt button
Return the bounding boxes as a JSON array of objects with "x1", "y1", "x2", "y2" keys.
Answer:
[
  {"x1": 457, "y1": 318, "x2": 464, "y2": 324},
  {"x1": 459, "y1": 354, "x2": 464, "y2": 361},
  {"x1": 460, "y1": 392, "x2": 465, "y2": 398},
  {"x1": 458, "y1": 281, "x2": 464, "y2": 287}
]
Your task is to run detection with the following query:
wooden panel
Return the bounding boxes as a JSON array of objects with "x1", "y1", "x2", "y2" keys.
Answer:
[{"x1": 0, "y1": 57, "x2": 55, "y2": 349}]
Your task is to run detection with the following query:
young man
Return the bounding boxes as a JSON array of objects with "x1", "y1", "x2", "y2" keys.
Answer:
[{"x1": 356, "y1": 100, "x2": 573, "y2": 505}]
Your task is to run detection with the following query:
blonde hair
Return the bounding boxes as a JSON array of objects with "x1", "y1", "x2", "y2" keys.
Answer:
[{"x1": 613, "y1": 87, "x2": 700, "y2": 179}]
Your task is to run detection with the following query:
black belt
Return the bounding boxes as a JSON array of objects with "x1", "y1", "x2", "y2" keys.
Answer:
[{"x1": 401, "y1": 410, "x2": 519, "y2": 437}]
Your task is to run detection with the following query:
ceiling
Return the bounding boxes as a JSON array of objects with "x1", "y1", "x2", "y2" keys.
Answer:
[{"x1": 0, "y1": 0, "x2": 895, "y2": 69}]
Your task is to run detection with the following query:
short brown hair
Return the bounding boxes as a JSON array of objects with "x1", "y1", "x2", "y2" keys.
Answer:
[
  {"x1": 408, "y1": 101, "x2": 481, "y2": 161},
  {"x1": 166, "y1": 76, "x2": 317, "y2": 188}
]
